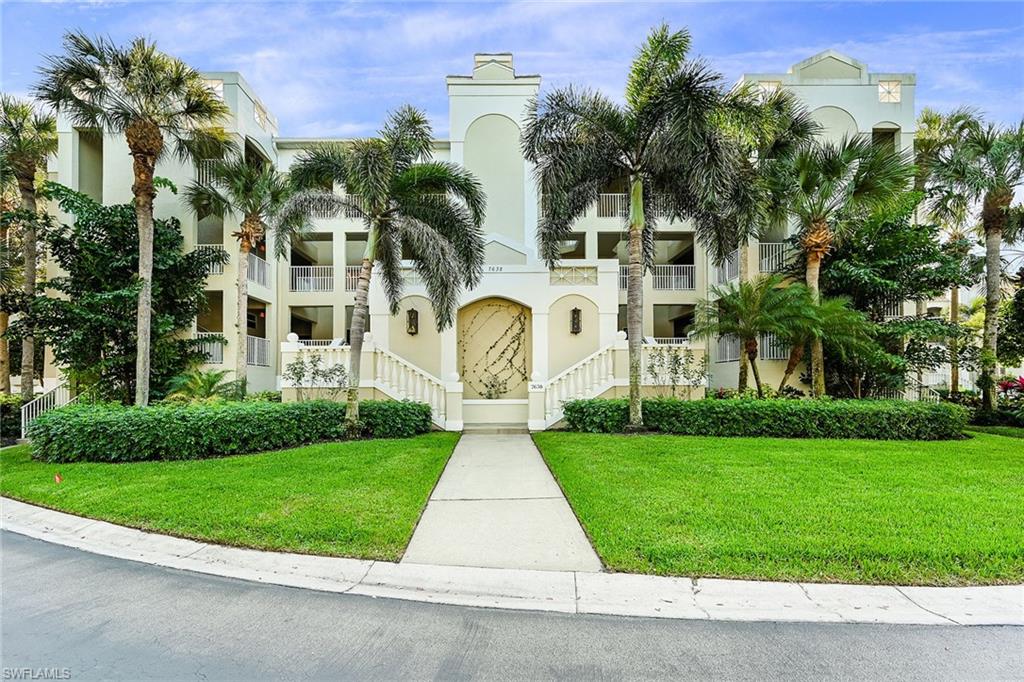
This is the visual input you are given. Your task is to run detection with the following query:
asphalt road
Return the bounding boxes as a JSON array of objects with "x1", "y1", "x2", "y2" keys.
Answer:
[{"x1": 2, "y1": 531, "x2": 1021, "y2": 681}]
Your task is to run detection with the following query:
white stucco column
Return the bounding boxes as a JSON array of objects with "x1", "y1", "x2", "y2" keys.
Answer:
[
  {"x1": 532, "y1": 311, "x2": 549, "y2": 381},
  {"x1": 440, "y1": 324, "x2": 458, "y2": 382}
]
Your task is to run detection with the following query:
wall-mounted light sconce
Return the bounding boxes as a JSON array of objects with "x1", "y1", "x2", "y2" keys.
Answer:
[
  {"x1": 406, "y1": 308, "x2": 419, "y2": 336},
  {"x1": 570, "y1": 307, "x2": 582, "y2": 335}
]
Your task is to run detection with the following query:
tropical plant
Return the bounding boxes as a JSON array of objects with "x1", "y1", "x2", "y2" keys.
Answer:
[
  {"x1": 184, "y1": 157, "x2": 309, "y2": 390},
  {"x1": 693, "y1": 274, "x2": 817, "y2": 397},
  {"x1": 20, "y1": 182, "x2": 225, "y2": 404},
  {"x1": 522, "y1": 24, "x2": 750, "y2": 427},
  {"x1": 164, "y1": 368, "x2": 234, "y2": 401},
  {"x1": 928, "y1": 116, "x2": 1024, "y2": 410},
  {"x1": 36, "y1": 32, "x2": 234, "y2": 406},
  {"x1": 1, "y1": 94, "x2": 58, "y2": 400},
  {"x1": 279, "y1": 106, "x2": 486, "y2": 430},
  {"x1": 767, "y1": 134, "x2": 914, "y2": 396},
  {"x1": 0, "y1": 188, "x2": 21, "y2": 395},
  {"x1": 787, "y1": 297, "x2": 876, "y2": 396}
]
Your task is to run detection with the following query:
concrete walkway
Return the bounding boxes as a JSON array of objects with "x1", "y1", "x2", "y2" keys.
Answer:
[
  {"x1": 3, "y1": 497, "x2": 1021, "y2": 624},
  {"x1": 402, "y1": 433, "x2": 603, "y2": 572}
]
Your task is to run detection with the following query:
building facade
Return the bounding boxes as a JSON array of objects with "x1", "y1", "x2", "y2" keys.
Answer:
[{"x1": 43, "y1": 50, "x2": 918, "y2": 429}]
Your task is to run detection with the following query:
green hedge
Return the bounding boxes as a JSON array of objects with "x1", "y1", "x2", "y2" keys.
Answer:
[
  {"x1": 28, "y1": 400, "x2": 433, "y2": 463},
  {"x1": 562, "y1": 398, "x2": 968, "y2": 440}
]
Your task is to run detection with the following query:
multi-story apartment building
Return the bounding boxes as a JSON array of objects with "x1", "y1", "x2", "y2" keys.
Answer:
[{"x1": 42, "y1": 49, "x2": 917, "y2": 429}]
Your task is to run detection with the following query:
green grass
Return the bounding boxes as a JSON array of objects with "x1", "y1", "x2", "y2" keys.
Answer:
[
  {"x1": 966, "y1": 425, "x2": 1024, "y2": 439},
  {"x1": 534, "y1": 431, "x2": 1024, "y2": 585},
  {"x1": 0, "y1": 433, "x2": 458, "y2": 560}
]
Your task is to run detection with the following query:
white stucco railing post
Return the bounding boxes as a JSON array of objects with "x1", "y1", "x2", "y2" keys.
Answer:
[
  {"x1": 444, "y1": 373, "x2": 464, "y2": 432},
  {"x1": 528, "y1": 371, "x2": 546, "y2": 431}
]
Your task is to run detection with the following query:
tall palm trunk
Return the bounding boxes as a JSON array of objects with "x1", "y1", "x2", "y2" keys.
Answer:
[
  {"x1": 625, "y1": 176, "x2": 645, "y2": 428},
  {"x1": 802, "y1": 222, "x2": 830, "y2": 397},
  {"x1": 949, "y1": 285, "x2": 960, "y2": 393},
  {"x1": 346, "y1": 257, "x2": 374, "y2": 433},
  {"x1": 979, "y1": 189, "x2": 1009, "y2": 411},
  {"x1": 236, "y1": 240, "x2": 250, "y2": 391},
  {"x1": 736, "y1": 239, "x2": 750, "y2": 391},
  {"x1": 127, "y1": 122, "x2": 163, "y2": 407},
  {"x1": 1, "y1": 218, "x2": 11, "y2": 395},
  {"x1": 17, "y1": 173, "x2": 37, "y2": 401},
  {"x1": 744, "y1": 339, "x2": 762, "y2": 397},
  {"x1": 778, "y1": 344, "x2": 805, "y2": 392}
]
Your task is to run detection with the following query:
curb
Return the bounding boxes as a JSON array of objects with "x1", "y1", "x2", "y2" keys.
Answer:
[{"x1": 3, "y1": 497, "x2": 1021, "y2": 625}]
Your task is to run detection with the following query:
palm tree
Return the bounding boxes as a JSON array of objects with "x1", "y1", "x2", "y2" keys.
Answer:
[
  {"x1": 720, "y1": 88, "x2": 819, "y2": 390},
  {"x1": 930, "y1": 117, "x2": 1024, "y2": 410},
  {"x1": 1, "y1": 95, "x2": 57, "y2": 400},
  {"x1": 522, "y1": 24, "x2": 748, "y2": 427},
  {"x1": 36, "y1": 32, "x2": 233, "y2": 406},
  {"x1": 776, "y1": 296, "x2": 873, "y2": 394},
  {"x1": 768, "y1": 135, "x2": 914, "y2": 396},
  {"x1": 165, "y1": 368, "x2": 234, "y2": 401},
  {"x1": 693, "y1": 275, "x2": 815, "y2": 397},
  {"x1": 184, "y1": 157, "x2": 309, "y2": 391},
  {"x1": 280, "y1": 105, "x2": 486, "y2": 431}
]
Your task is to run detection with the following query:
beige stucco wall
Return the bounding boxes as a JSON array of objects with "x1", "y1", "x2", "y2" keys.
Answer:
[
  {"x1": 388, "y1": 295, "x2": 442, "y2": 378},
  {"x1": 463, "y1": 114, "x2": 524, "y2": 251},
  {"x1": 547, "y1": 294, "x2": 600, "y2": 376}
]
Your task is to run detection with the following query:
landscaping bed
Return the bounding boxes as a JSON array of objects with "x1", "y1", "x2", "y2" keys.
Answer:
[
  {"x1": 561, "y1": 398, "x2": 967, "y2": 440},
  {"x1": 533, "y1": 431, "x2": 1024, "y2": 585},
  {"x1": 0, "y1": 433, "x2": 458, "y2": 560},
  {"x1": 28, "y1": 399, "x2": 432, "y2": 462}
]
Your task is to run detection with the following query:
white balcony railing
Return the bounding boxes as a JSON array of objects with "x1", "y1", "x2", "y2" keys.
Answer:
[
  {"x1": 715, "y1": 249, "x2": 739, "y2": 284},
  {"x1": 345, "y1": 265, "x2": 362, "y2": 291},
  {"x1": 618, "y1": 265, "x2": 628, "y2": 290},
  {"x1": 247, "y1": 252, "x2": 269, "y2": 288},
  {"x1": 307, "y1": 194, "x2": 366, "y2": 220},
  {"x1": 759, "y1": 332, "x2": 790, "y2": 361},
  {"x1": 716, "y1": 334, "x2": 741, "y2": 363},
  {"x1": 595, "y1": 193, "x2": 672, "y2": 219},
  {"x1": 651, "y1": 337, "x2": 691, "y2": 345},
  {"x1": 196, "y1": 244, "x2": 226, "y2": 275},
  {"x1": 882, "y1": 298, "x2": 903, "y2": 319},
  {"x1": 196, "y1": 332, "x2": 224, "y2": 364},
  {"x1": 20, "y1": 381, "x2": 78, "y2": 439},
  {"x1": 759, "y1": 242, "x2": 790, "y2": 273},
  {"x1": 289, "y1": 265, "x2": 334, "y2": 292},
  {"x1": 247, "y1": 335, "x2": 270, "y2": 367},
  {"x1": 196, "y1": 158, "x2": 218, "y2": 185},
  {"x1": 651, "y1": 264, "x2": 695, "y2": 290}
]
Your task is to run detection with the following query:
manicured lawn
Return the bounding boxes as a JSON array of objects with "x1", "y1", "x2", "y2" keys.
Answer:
[
  {"x1": 0, "y1": 433, "x2": 458, "y2": 560},
  {"x1": 967, "y1": 425, "x2": 1024, "y2": 439},
  {"x1": 534, "y1": 432, "x2": 1024, "y2": 585}
]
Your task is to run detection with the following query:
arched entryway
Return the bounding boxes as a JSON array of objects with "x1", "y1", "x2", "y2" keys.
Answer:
[{"x1": 458, "y1": 297, "x2": 532, "y2": 401}]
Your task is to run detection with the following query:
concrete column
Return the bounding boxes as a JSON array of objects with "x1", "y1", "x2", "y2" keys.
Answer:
[
  {"x1": 527, "y1": 379, "x2": 546, "y2": 431},
  {"x1": 440, "y1": 325, "x2": 458, "y2": 381},
  {"x1": 444, "y1": 379, "x2": 464, "y2": 432},
  {"x1": 532, "y1": 312, "x2": 549, "y2": 381}
]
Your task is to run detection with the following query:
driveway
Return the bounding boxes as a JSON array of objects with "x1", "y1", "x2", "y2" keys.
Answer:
[{"x1": 3, "y1": 531, "x2": 1021, "y2": 680}]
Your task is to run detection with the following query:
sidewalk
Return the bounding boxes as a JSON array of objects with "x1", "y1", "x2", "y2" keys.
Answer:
[
  {"x1": 3, "y1": 497, "x2": 1021, "y2": 625},
  {"x1": 402, "y1": 433, "x2": 602, "y2": 571}
]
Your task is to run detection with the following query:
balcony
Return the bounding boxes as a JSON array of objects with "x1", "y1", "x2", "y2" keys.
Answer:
[
  {"x1": 715, "y1": 249, "x2": 739, "y2": 284},
  {"x1": 308, "y1": 194, "x2": 366, "y2": 220},
  {"x1": 650, "y1": 337, "x2": 691, "y2": 345},
  {"x1": 651, "y1": 264, "x2": 695, "y2": 290},
  {"x1": 289, "y1": 265, "x2": 334, "y2": 292},
  {"x1": 716, "y1": 334, "x2": 740, "y2": 362},
  {"x1": 246, "y1": 335, "x2": 270, "y2": 367},
  {"x1": 595, "y1": 193, "x2": 672, "y2": 219},
  {"x1": 759, "y1": 332, "x2": 789, "y2": 361},
  {"x1": 247, "y1": 252, "x2": 269, "y2": 288},
  {"x1": 759, "y1": 242, "x2": 791, "y2": 273},
  {"x1": 196, "y1": 244, "x2": 226, "y2": 275},
  {"x1": 345, "y1": 265, "x2": 361, "y2": 291},
  {"x1": 196, "y1": 332, "x2": 223, "y2": 364}
]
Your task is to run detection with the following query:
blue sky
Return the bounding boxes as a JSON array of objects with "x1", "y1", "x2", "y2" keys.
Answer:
[{"x1": 2, "y1": 1, "x2": 1022, "y2": 138}]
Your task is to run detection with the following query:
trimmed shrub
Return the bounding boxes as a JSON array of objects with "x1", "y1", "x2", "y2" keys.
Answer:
[
  {"x1": 562, "y1": 398, "x2": 968, "y2": 440},
  {"x1": 28, "y1": 399, "x2": 433, "y2": 463},
  {"x1": 1, "y1": 394, "x2": 23, "y2": 445}
]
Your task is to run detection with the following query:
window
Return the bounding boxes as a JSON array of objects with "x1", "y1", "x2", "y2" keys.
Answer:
[
  {"x1": 758, "y1": 81, "x2": 782, "y2": 99},
  {"x1": 254, "y1": 101, "x2": 274, "y2": 132},
  {"x1": 878, "y1": 80, "x2": 901, "y2": 103}
]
